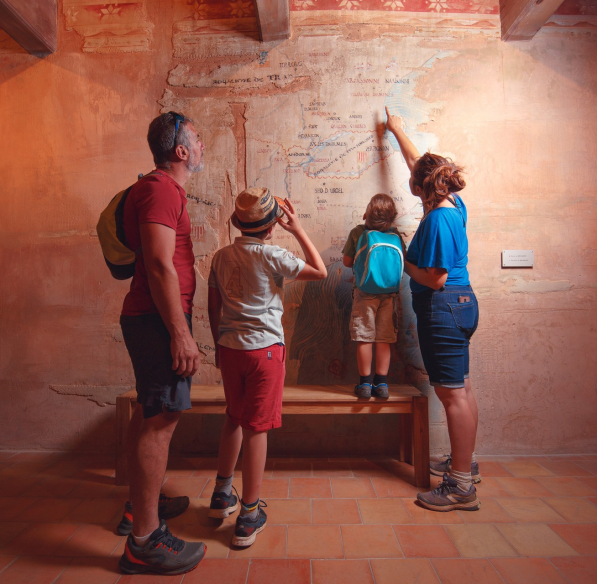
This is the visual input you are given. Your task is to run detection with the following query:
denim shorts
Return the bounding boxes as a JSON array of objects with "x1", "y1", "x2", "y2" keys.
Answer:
[
  {"x1": 411, "y1": 285, "x2": 479, "y2": 389},
  {"x1": 120, "y1": 313, "x2": 193, "y2": 419}
]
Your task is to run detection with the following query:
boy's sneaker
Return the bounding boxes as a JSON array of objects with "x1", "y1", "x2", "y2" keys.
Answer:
[
  {"x1": 118, "y1": 519, "x2": 206, "y2": 575},
  {"x1": 232, "y1": 501, "x2": 268, "y2": 547},
  {"x1": 372, "y1": 383, "x2": 389, "y2": 398},
  {"x1": 417, "y1": 473, "x2": 480, "y2": 512},
  {"x1": 430, "y1": 454, "x2": 482, "y2": 484},
  {"x1": 116, "y1": 494, "x2": 190, "y2": 536},
  {"x1": 208, "y1": 486, "x2": 239, "y2": 519},
  {"x1": 354, "y1": 383, "x2": 372, "y2": 399}
]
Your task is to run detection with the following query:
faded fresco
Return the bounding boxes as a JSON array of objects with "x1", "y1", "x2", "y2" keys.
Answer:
[{"x1": 0, "y1": 1, "x2": 597, "y2": 454}]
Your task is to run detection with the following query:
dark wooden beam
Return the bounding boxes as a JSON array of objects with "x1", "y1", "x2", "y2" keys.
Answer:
[
  {"x1": 500, "y1": 0, "x2": 566, "y2": 41},
  {"x1": 253, "y1": 0, "x2": 290, "y2": 43},
  {"x1": 0, "y1": 0, "x2": 57, "y2": 54}
]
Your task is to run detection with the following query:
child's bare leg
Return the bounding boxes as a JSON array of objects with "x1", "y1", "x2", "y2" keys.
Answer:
[
  {"x1": 374, "y1": 343, "x2": 391, "y2": 375},
  {"x1": 217, "y1": 417, "x2": 242, "y2": 478},
  {"x1": 356, "y1": 342, "x2": 373, "y2": 376},
  {"x1": 241, "y1": 428, "x2": 268, "y2": 504}
]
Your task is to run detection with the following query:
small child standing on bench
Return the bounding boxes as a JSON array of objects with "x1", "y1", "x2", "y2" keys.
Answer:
[
  {"x1": 343, "y1": 194, "x2": 403, "y2": 399},
  {"x1": 207, "y1": 188, "x2": 327, "y2": 547}
]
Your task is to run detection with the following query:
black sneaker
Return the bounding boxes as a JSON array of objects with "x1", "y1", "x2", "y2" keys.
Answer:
[
  {"x1": 430, "y1": 454, "x2": 482, "y2": 484},
  {"x1": 232, "y1": 501, "x2": 268, "y2": 547},
  {"x1": 354, "y1": 383, "x2": 372, "y2": 399},
  {"x1": 372, "y1": 383, "x2": 389, "y2": 398},
  {"x1": 208, "y1": 485, "x2": 239, "y2": 519},
  {"x1": 119, "y1": 519, "x2": 206, "y2": 575},
  {"x1": 417, "y1": 473, "x2": 480, "y2": 512},
  {"x1": 116, "y1": 493, "x2": 190, "y2": 536}
]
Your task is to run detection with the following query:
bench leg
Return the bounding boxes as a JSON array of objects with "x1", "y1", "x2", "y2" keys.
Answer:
[
  {"x1": 398, "y1": 413, "x2": 412, "y2": 464},
  {"x1": 412, "y1": 396, "x2": 430, "y2": 489},
  {"x1": 115, "y1": 396, "x2": 133, "y2": 486}
]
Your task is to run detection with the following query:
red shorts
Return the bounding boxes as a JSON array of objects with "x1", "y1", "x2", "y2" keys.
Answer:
[{"x1": 219, "y1": 344, "x2": 285, "y2": 432}]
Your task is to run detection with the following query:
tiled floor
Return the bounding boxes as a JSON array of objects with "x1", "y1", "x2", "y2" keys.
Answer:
[{"x1": 0, "y1": 453, "x2": 596, "y2": 583}]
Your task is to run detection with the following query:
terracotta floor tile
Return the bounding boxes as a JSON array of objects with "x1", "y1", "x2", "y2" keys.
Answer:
[
  {"x1": 54, "y1": 557, "x2": 121, "y2": 584},
  {"x1": 331, "y1": 478, "x2": 376, "y2": 499},
  {"x1": 502, "y1": 460, "x2": 555, "y2": 478},
  {"x1": 0, "y1": 555, "x2": 16, "y2": 572},
  {"x1": 0, "y1": 556, "x2": 69, "y2": 584},
  {"x1": 405, "y1": 501, "x2": 464, "y2": 524},
  {"x1": 379, "y1": 459, "x2": 418, "y2": 478},
  {"x1": 160, "y1": 477, "x2": 208, "y2": 499},
  {"x1": 495, "y1": 498, "x2": 566, "y2": 523},
  {"x1": 67, "y1": 481, "x2": 119, "y2": 499},
  {"x1": 490, "y1": 557, "x2": 566, "y2": 584},
  {"x1": 55, "y1": 524, "x2": 124, "y2": 556},
  {"x1": 313, "y1": 499, "x2": 361, "y2": 524},
  {"x1": 3, "y1": 476, "x2": 43, "y2": 497},
  {"x1": 476, "y1": 462, "x2": 514, "y2": 478},
  {"x1": 118, "y1": 573, "x2": 184, "y2": 583},
  {"x1": 22, "y1": 476, "x2": 82, "y2": 498},
  {"x1": 0, "y1": 522, "x2": 30, "y2": 550},
  {"x1": 2, "y1": 522, "x2": 80, "y2": 556},
  {"x1": 286, "y1": 525, "x2": 343, "y2": 559},
  {"x1": 312, "y1": 461, "x2": 353, "y2": 478},
  {"x1": 259, "y1": 478, "x2": 290, "y2": 499},
  {"x1": 473, "y1": 477, "x2": 514, "y2": 498},
  {"x1": 272, "y1": 461, "x2": 313, "y2": 478},
  {"x1": 372, "y1": 477, "x2": 420, "y2": 498},
  {"x1": 246, "y1": 559, "x2": 311, "y2": 584},
  {"x1": 228, "y1": 525, "x2": 287, "y2": 558},
  {"x1": 445, "y1": 524, "x2": 517, "y2": 558},
  {"x1": 432, "y1": 559, "x2": 504, "y2": 584},
  {"x1": 578, "y1": 477, "x2": 597, "y2": 493},
  {"x1": 549, "y1": 523, "x2": 597, "y2": 555},
  {"x1": 0, "y1": 460, "x2": 55, "y2": 478},
  {"x1": 312, "y1": 559, "x2": 374, "y2": 584},
  {"x1": 370, "y1": 558, "x2": 440, "y2": 583},
  {"x1": 393, "y1": 525, "x2": 459, "y2": 558},
  {"x1": 358, "y1": 498, "x2": 412, "y2": 524},
  {"x1": 574, "y1": 459, "x2": 597, "y2": 474},
  {"x1": 266, "y1": 498, "x2": 311, "y2": 524},
  {"x1": 550, "y1": 556, "x2": 597, "y2": 584},
  {"x1": 495, "y1": 477, "x2": 556, "y2": 498},
  {"x1": 0, "y1": 496, "x2": 37, "y2": 521},
  {"x1": 497, "y1": 523, "x2": 578, "y2": 556},
  {"x1": 63, "y1": 498, "x2": 123, "y2": 524},
  {"x1": 543, "y1": 497, "x2": 597, "y2": 523},
  {"x1": 351, "y1": 461, "x2": 394, "y2": 478},
  {"x1": 535, "y1": 476, "x2": 597, "y2": 497},
  {"x1": 289, "y1": 478, "x2": 332, "y2": 499},
  {"x1": 183, "y1": 558, "x2": 249, "y2": 584},
  {"x1": 456, "y1": 498, "x2": 515, "y2": 523},
  {"x1": 0, "y1": 452, "x2": 16, "y2": 461},
  {"x1": 163, "y1": 458, "x2": 197, "y2": 478},
  {"x1": 535, "y1": 460, "x2": 593, "y2": 477},
  {"x1": 342, "y1": 524, "x2": 403, "y2": 558},
  {"x1": 20, "y1": 497, "x2": 83, "y2": 522}
]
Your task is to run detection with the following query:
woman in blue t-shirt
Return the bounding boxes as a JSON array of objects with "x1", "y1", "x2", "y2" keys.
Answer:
[{"x1": 385, "y1": 107, "x2": 480, "y2": 512}]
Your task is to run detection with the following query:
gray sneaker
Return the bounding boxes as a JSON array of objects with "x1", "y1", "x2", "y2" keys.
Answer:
[
  {"x1": 372, "y1": 383, "x2": 389, "y2": 398},
  {"x1": 354, "y1": 383, "x2": 372, "y2": 399},
  {"x1": 417, "y1": 473, "x2": 480, "y2": 512},
  {"x1": 430, "y1": 455, "x2": 481, "y2": 484}
]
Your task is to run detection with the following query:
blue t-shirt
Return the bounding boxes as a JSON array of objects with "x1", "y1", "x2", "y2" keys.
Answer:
[{"x1": 406, "y1": 194, "x2": 470, "y2": 294}]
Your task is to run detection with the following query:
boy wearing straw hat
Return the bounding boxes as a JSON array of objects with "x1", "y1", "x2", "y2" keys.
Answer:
[{"x1": 207, "y1": 187, "x2": 327, "y2": 547}]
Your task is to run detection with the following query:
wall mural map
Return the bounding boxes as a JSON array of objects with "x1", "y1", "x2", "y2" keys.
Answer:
[{"x1": 162, "y1": 24, "x2": 459, "y2": 386}]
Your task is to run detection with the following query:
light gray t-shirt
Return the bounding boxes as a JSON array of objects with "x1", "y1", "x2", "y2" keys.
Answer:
[{"x1": 208, "y1": 236, "x2": 305, "y2": 350}]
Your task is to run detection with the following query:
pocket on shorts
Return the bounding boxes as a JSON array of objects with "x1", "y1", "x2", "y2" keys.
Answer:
[{"x1": 448, "y1": 300, "x2": 479, "y2": 338}]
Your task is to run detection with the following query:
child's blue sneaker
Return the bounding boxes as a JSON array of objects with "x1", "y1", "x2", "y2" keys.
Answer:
[
  {"x1": 372, "y1": 383, "x2": 389, "y2": 398},
  {"x1": 232, "y1": 502, "x2": 267, "y2": 547},
  {"x1": 208, "y1": 486, "x2": 239, "y2": 519},
  {"x1": 354, "y1": 383, "x2": 372, "y2": 399}
]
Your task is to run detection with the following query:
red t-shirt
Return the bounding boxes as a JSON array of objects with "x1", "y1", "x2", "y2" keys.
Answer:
[{"x1": 121, "y1": 170, "x2": 196, "y2": 316}]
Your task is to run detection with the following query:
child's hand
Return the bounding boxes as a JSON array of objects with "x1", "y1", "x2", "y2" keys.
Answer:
[
  {"x1": 385, "y1": 106, "x2": 403, "y2": 135},
  {"x1": 277, "y1": 198, "x2": 304, "y2": 235}
]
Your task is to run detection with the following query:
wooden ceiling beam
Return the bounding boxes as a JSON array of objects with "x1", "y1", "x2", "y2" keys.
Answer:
[
  {"x1": 253, "y1": 0, "x2": 290, "y2": 43},
  {"x1": 499, "y1": 0, "x2": 566, "y2": 41},
  {"x1": 0, "y1": 0, "x2": 57, "y2": 54}
]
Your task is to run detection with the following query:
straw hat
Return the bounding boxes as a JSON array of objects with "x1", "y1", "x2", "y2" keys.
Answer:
[{"x1": 230, "y1": 187, "x2": 284, "y2": 233}]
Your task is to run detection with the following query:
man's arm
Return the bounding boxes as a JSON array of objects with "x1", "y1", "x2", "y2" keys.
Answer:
[
  {"x1": 277, "y1": 199, "x2": 327, "y2": 281},
  {"x1": 207, "y1": 285, "x2": 222, "y2": 369},
  {"x1": 385, "y1": 106, "x2": 420, "y2": 172},
  {"x1": 404, "y1": 260, "x2": 448, "y2": 290},
  {"x1": 140, "y1": 222, "x2": 199, "y2": 378}
]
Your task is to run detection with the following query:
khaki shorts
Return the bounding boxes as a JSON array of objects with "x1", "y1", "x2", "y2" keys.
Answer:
[{"x1": 349, "y1": 289, "x2": 398, "y2": 343}]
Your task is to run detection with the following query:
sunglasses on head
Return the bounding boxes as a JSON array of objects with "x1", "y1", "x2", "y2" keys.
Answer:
[{"x1": 169, "y1": 111, "x2": 185, "y2": 148}]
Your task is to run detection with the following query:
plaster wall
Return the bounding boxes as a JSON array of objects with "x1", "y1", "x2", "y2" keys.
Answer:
[{"x1": 1, "y1": 1, "x2": 596, "y2": 455}]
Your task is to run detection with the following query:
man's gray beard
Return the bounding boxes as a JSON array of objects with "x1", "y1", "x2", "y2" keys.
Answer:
[{"x1": 187, "y1": 153, "x2": 204, "y2": 173}]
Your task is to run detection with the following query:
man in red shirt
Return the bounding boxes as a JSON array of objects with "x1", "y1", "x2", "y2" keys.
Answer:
[{"x1": 117, "y1": 112, "x2": 206, "y2": 576}]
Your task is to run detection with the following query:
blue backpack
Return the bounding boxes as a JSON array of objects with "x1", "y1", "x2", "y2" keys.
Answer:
[{"x1": 353, "y1": 230, "x2": 404, "y2": 294}]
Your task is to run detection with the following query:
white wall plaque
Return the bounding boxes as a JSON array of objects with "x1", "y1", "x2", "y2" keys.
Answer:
[{"x1": 502, "y1": 250, "x2": 534, "y2": 268}]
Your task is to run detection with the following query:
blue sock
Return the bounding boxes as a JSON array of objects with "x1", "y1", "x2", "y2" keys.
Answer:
[
  {"x1": 373, "y1": 374, "x2": 387, "y2": 386},
  {"x1": 359, "y1": 374, "x2": 373, "y2": 386}
]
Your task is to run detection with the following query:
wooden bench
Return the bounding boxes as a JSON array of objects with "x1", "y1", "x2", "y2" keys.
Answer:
[{"x1": 115, "y1": 384, "x2": 430, "y2": 488}]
